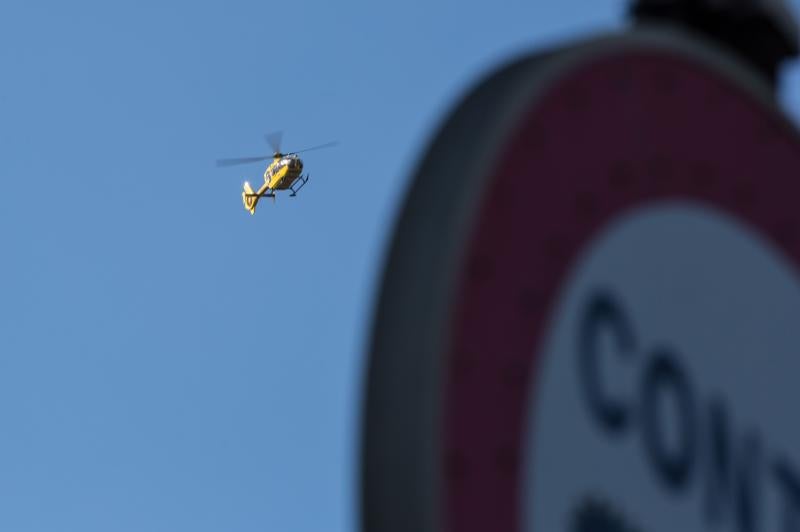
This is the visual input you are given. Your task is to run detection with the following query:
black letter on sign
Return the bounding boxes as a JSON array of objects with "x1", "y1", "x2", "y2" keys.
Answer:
[
  {"x1": 705, "y1": 400, "x2": 762, "y2": 532},
  {"x1": 579, "y1": 291, "x2": 636, "y2": 434},
  {"x1": 641, "y1": 350, "x2": 696, "y2": 491},
  {"x1": 706, "y1": 401, "x2": 733, "y2": 524},
  {"x1": 774, "y1": 459, "x2": 800, "y2": 532},
  {"x1": 735, "y1": 436, "x2": 762, "y2": 532}
]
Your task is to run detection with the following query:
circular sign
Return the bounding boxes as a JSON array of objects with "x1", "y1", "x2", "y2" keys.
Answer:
[{"x1": 361, "y1": 26, "x2": 800, "y2": 532}]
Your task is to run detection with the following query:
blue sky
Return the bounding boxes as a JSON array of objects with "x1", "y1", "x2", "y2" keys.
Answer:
[{"x1": 1, "y1": 1, "x2": 799, "y2": 531}]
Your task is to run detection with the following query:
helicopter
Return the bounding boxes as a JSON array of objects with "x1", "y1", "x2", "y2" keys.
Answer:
[{"x1": 216, "y1": 131, "x2": 337, "y2": 214}]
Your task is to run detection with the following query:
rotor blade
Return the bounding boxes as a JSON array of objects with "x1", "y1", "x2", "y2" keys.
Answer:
[
  {"x1": 264, "y1": 131, "x2": 283, "y2": 154},
  {"x1": 287, "y1": 141, "x2": 339, "y2": 155},
  {"x1": 215, "y1": 156, "x2": 270, "y2": 167}
]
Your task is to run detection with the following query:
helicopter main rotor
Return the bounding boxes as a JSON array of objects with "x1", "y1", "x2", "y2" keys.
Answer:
[
  {"x1": 265, "y1": 130, "x2": 283, "y2": 157},
  {"x1": 216, "y1": 131, "x2": 338, "y2": 167}
]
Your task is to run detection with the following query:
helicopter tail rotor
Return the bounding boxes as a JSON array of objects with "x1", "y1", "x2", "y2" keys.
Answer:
[{"x1": 242, "y1": 182, "x2": 259, "y2": 214}]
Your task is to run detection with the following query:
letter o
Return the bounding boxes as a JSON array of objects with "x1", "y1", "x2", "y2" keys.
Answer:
[{"x1": 640, "y1": 349, "x2": 697, "y2": 491}]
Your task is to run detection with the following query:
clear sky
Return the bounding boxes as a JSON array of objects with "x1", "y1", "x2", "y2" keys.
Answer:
[{"x1": 2, "y1": 1, "x2": 799, "y2": 531}]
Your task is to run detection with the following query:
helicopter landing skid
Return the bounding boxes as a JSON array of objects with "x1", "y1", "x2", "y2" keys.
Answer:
[{"x1": 289, "y1": 174, "x2": 309, "y2": 197}]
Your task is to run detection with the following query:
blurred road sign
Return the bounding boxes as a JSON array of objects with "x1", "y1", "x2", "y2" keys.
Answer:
[{"x1": 362, "y1": 25, "x2": 800, "y2": 532}]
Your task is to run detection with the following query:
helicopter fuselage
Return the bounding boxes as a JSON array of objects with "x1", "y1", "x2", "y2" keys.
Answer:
[{"x1": 264, "y1": 154, "x2": 304, "y2": 190}]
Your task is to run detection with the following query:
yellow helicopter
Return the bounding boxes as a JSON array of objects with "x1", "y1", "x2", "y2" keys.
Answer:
[{"x1": 216, "y1": 131, "x2": 337, "y2": 214}]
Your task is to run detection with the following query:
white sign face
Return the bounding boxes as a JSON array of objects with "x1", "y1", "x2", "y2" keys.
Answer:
[{"x1": 523, "y1": 202, "x2": 800, "y2": 532}]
